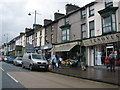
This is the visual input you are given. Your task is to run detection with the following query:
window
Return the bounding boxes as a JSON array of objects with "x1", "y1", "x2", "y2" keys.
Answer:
[
  {"x1": 89, "y1": 5, "x2": 94, "y2": 16},
  {"x1": 105, "y1": 1, "x2": 113, "y2": 7},
  {"x1": 102, "y1": 14, "x2": 116, "y2": 33},
  {"x1": 65, "y1": 17, "x2": 69, "y2": 24},
  {"x1": 89, "y1": 21, "x2": 94, "y2": 37},
  {"x1": 62, "y1": 28, "x2": 70, "y2": 41},
  {"x1": 81, "y1": 8, "x2": 86, "y2": 19},
  {"x1": 51, "y1": 34, "x2": 53, "y2": 43},
  {"x1": 81, "y1": 24, "x2": 86, "y2": 39},
  {"x1": 45, "y1": 28, "x2": 48, "y2": 34},
  {"x1": 51, "y1": 25, "x2": 54, "y2": 31}
]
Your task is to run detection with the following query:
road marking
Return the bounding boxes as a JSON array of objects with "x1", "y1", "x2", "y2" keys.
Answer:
[
  {"x1": 7, "y1": 73, "x2": 19, "y2": 83},
  {"x1": 0, "y1": 67, "x2": 4, "y2": 72},
  {"x1": 49, "y1": 72, "x2": 119, "y2": 87}
]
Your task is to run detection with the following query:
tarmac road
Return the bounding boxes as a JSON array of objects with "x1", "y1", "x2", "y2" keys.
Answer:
[{"x1": 0, "y1": 62, "x2": 119, "y2": 89}]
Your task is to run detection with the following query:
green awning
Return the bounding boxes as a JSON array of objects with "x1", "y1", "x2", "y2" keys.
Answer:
[{"x1": 51, "y1": 45, "x2": 76, "y2": 52}]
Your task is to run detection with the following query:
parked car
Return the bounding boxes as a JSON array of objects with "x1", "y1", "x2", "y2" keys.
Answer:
[
  {"x1": 13, "y1": 57, "x2": 22, "y2": 66},
  {"x1": 22, "y1": 53, "x2": 49, "y2": 71},
  {"x1": 1, "y1": 56, "x2": 7, "y2": 62},
  {"x1": 6, "y1": 57, "x2": 14, "y2": 63}
]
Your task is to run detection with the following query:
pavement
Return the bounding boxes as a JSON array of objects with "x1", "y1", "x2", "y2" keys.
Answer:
[{"x1": 50, "y1": 65, "x2": 120, "y2": 86}]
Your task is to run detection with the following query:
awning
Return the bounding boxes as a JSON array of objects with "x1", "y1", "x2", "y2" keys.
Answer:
[{"x1": 51, "y1": 44, "x2": 76, "y2": 52}]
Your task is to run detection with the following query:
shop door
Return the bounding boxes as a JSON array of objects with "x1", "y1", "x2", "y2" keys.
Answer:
[
  {"x1": 90, "y1": 49, "x2": 94, "y2": 66},
  {"x1": 106, "y1": 46, "x2": 114, "y2": 56},
  {"x1": 81, "y1": 47, "x2": 86, "y2": 62}
]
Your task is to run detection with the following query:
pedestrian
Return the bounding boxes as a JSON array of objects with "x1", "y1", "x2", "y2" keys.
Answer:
[
  {"x1": 108, "y1": 51, "x2": 116, "y2": 72},
  {"x1": 105, "y1": 56, "x2": 110, "y2": 71},
  {"x1": 51, "y1": 55, "x2": 57, "y2": 69},
  {"x1": 80, "y1": 54, "x2": 86, "y2": 71},
  {"x1": 58, "y1": 56, "x2": 62, "y2": 68}
]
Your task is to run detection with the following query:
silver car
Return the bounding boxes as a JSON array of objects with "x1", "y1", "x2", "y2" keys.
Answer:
[
  {"x1": 22, "y1": 53, "x2": 49, "y2": 71},
  {"x1": 13, "y1": 57, "x2": 22, "y2": 66}
]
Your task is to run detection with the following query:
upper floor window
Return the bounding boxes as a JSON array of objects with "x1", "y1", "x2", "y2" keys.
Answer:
[
  {"x1": 51, "y1": 34, "x2": 53, "y2": 43},
  {"x1": 51, "y1": 25, "x2": 54, "y2": 31},
  {"x1": 89, "y1": 5, "x2": 94, "y2": 17},
  {"x1": 62, "y1": 28, "x2": 70, "y2": 41},
  {"x1": 45, "y1": 28, "x2": 48, "y2": 34},
  {"x1": 81, "y1": 8, "x2": 86, "y2": 19},
  {"x1": 102, "y1": 14, "x2": 116, "y2": 34},
  {"x1": 89, "y1": 21, "x2": 95, "y2": 37},
  {"x1": 81, "y1": 23, "x2": 87, "y2": 39},
  {"x1": 105, "y1": 1, "x2": 113, "y2": 7},
  {"x1": 65, "y1": 17, "x2": 69, "y2": 25}
]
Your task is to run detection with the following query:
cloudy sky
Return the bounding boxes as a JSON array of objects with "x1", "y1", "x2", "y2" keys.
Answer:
[{"x1": 0, "y1": 0, "x2": 95, "y2": 45}]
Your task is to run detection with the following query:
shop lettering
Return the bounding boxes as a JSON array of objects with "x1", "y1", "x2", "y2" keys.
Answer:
[
  {"x1": 89, "y1": 34, "x2": 119, "y2": 44},
  {"x1": 111, "y1": 36, "x2": 114, "y2": 39},
  {"x1": 116, "y1": 35, "x2": 119, "y2": 38},
  {"x1": 106, "y1": 36, "x2": 109, "y2": 40},
  {"x1": 101, "y1": 37, "x2": 105, "y2": 41}
]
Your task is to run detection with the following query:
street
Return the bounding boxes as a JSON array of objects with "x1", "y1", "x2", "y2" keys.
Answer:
[{"x1": 0, "y1": 62, "x2": 119, "y2": 89}]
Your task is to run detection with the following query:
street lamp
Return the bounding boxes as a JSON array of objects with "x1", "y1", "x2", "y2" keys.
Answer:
[{"x1": 28, "y1": 10, "x2": 41, "y2": 47}]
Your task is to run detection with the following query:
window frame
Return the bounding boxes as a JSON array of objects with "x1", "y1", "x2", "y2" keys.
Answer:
[
  {"x1": 102, "y1": 13, "x2": 117, "y2": 34},
  {"x1": 89, "y1": 4, "x2": 94, "y2": 17},
  {"x1": 81, "y1": 8, "x2": 86, "y2": 19},
  {"x1": 61, "y1": 28, "x2": 70, "y2": 42},
  {"x1": 81, "y1": 23, "x2": 87, "y2": 39},
  {"x1": 89, "y1": 20, "x2": 95, "y2": 38},
  {"x1": 105, "y1": 1, "x2": 113, "y2": 7}
]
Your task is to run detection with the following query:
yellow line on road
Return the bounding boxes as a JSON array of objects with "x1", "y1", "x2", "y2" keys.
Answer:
[{"x1": 48, "y1": 72, "x2": 119, "y2": 88}]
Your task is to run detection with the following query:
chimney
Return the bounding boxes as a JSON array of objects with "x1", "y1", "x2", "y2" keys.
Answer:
[
  {"x1": 33, "y1": 24, "x2": 42, "y2": 30},
  {"x1": 20, "y1": 32, "x2": 25, "y2": 36},
  {"x1": 44, "y1": 19, "x2": 52, "y2": 26},
  {"x1": 65, "y1": 4, "x2": 80, "y2": 14},
  {"x1": 54, "y1": 13, "x2": 65, "y2": 20}
]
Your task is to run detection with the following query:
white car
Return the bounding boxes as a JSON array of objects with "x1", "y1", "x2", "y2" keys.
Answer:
[{"x1": 13, "y1": 57, "x2": 22, "y2": 66}]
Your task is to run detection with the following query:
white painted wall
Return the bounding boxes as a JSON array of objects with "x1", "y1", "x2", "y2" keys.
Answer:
[{"x1": 41, "y1": 28, "x2": 45, "y2": 46}]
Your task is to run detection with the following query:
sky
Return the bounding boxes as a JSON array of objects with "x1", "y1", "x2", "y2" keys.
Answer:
[{"x1": 0, "y1": 0, "x2": 95, "y2": 45}]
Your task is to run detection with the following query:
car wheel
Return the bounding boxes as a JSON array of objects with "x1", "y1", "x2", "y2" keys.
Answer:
[
  {"x1": 22, "y1": 63, "x2": 25, "y2": 68},
  {"x1": 29, "y1": 65, "x2": 33, "y2": 71}
]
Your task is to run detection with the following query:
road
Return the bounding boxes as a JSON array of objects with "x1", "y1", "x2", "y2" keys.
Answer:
[{"x1": 0, "y1": 61, "x2": 119, "y2": 89}]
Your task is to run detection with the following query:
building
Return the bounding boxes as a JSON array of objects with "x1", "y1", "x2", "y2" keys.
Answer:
[
  {"x1": 82, "y1": 0, "x2": 120, "y2": 66},
  {"x1": 51, "y1": 4, "x2": 81, "y2": 62}
]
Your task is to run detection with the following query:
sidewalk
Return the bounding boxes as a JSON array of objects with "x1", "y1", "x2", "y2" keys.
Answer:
[{"x1": 50, "y1": 66, "x2": 120, "y2": 85}]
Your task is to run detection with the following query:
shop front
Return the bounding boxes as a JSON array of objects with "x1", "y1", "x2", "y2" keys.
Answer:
[
  {"x1": 83, "y1": 32, "x2": 120, "y2": 66},
  {"x1": 41, "y1": 45, "x2": 52, "y2": 60},
  {"x1": 51, "y1": 41, "x2": 81, "y2": 67}
]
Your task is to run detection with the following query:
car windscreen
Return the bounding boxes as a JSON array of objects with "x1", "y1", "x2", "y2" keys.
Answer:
[
  {"x1": 17, "y1": 57, "x2": 22, "y2": 60},
  {"x1": 32, "y1": 54, "x2": 46, "y2": 60}
]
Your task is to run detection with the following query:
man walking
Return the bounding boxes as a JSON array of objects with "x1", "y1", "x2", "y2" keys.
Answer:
[{"x1": 108, "y1": 51, "x2": 116, "y2": 72}]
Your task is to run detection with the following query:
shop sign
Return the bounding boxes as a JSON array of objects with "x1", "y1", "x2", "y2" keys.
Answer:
[
  {"x1": 55, "y1": 42, "x2": 80, "y2": 48},
  {"x1": 83, "y1": 33, "x2": 120, "y2": 46}
]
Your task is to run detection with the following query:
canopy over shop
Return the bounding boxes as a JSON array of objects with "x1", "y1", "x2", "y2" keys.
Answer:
[{"x1": 51, "y1": 41, "x2": 81, "y2": 61}]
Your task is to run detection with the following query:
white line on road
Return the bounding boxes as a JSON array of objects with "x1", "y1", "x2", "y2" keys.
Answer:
[
  {"x1": 0, "y1": 67, "x2": 4, "y2": 71},
  {"x1": 7, "y1": 73, "x2": 19, "y2": 83}
]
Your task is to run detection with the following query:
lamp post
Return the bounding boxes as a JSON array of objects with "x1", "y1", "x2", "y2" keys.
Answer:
[{"x1": 28, "y1": 10, "x2": 40, "y2": 47}]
